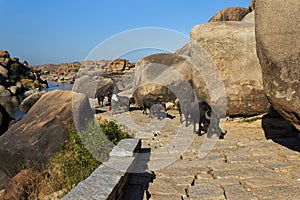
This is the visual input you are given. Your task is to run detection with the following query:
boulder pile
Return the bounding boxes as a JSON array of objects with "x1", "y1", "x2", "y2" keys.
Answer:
[{"x1": 0, "y1": 50, "x2": 47, "y2": 97}]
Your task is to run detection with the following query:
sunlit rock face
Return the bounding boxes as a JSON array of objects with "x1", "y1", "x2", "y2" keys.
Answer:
[{"x1": 255, "y1": 0, "x2": 300, "y2": 130}]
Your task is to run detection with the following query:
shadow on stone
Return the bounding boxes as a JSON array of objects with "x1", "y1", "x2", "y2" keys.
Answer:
[
  {"x1": 262, "y1": 107, "x2": 300, "y2": 152},
  {"x1": 122, "y1": 148, "x2": 155, "y2": 200}
]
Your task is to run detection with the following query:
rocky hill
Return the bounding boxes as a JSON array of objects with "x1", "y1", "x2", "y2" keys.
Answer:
[
  {"x1": 0, "y1": 50, "x2": 47, "y2": 97},
  {"x1": 32, "y1": 58, "x2": 135, "y2": 83}
]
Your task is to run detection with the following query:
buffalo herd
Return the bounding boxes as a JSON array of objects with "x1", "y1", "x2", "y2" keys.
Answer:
[{"x1": 95, "y1": 83, "x2": 226, "y2": 138}]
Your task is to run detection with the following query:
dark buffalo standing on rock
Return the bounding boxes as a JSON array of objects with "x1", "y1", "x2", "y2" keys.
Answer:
[
  {"x1": 189, "y1": 101, "x2": 211, "y2": 134},
  {"x1": 142, "y1": 97, "x2": 166, "y2": 119},
  {"x1": 179, "y1": 100, "x2": 226, "y2": 139},
  {"x1": 95, "y1": 80, "x2": 116, "y2": 107}
]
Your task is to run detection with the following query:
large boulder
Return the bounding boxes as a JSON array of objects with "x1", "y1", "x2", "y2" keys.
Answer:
[
  {"x1": 129, "y1": 53, "x2": 209, "y2": 107},
  {"x1": 209, "y1": 7, "x2": 250, "y2": 22},
  {"x1": 255, "y1": 0, "x2": 300, "y2": 130},
  {"x1": 0, "y1": 104, "x2": 14, "y2": 136},
  {"x1": 0, "y1": 90, "x2": 79, "y2": 175},
  {"x1": 19, "y1": 91, "x2": 46, "y2": 113},
  {"x1": 189, "y1": 21, "x2": 268, "y2": 116}
]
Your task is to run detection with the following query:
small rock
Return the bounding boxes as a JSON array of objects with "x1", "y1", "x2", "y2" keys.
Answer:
[
  {"x1": 153, "y1": 130, "x2": 160, "y2": 136},
  {"x1": 236, "y1": 142, "x2": 246, "y2": 147},
  {"x1": 0, "y1": 65, "x2": 8, "y2": 78},
  {"x1": 8, "y1": 86, "x2": 18, "y2": 95}
]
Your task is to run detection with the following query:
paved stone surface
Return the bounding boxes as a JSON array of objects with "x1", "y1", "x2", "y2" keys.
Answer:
[{"x1": 97, "y1": 108, "x2": 300, "y2": 200}]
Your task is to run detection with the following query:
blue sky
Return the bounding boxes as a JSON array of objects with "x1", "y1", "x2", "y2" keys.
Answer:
[{"x1": 0, "y1": 0, "x2": 251, "y2": 65}]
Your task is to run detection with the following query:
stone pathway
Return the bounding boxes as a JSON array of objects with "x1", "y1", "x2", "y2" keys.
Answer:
[{"x1": 96, "y1": 108, "x2": 300, "y2": 200}]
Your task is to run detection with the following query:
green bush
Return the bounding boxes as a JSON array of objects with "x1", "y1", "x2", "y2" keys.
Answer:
[
  {"x1": 49, "y1": 127, "x2": 101, "y2": 189},
  {"x1": 10, "y1": 74, "x2": 19, "y2": 82},
  {"x1": 48, "y1": 121, "x2": 131, "y2": 191},
  {"x1": 100, "y1": 121, "x2": 132, "y2": 145},
  {"x1": 10, "y1": 62, "x2": 21, "y2": 71}
]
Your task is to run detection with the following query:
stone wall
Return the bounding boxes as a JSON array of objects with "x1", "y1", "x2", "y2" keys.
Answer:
[{"x1": 62, "y1": 138, "x2": 141, "y2": 200}]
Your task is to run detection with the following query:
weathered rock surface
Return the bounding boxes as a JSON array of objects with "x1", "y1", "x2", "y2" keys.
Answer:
[
  {"x1": 0, "y1": 65, "x2": 8, "y2": 78},
  {"x1": 187, "y1": 21, "x2": 268, "y2": 116},
  {"x1": 209, "y1": 7, "x2": 250, "y2": 22},
  {"x1": 0, "y1": 170, "x2": 9, "y2": 190},
  {"x1": 0, "y1": 90, "x2": 75, "y2": 175},
  {"x1": 19, "y1": 91, "x2": 46, "y2": 113},
  {"x1": 242, "y1": 11, "x2": 254, "y2": 23},
  {"x1": 0, "y1": 104, "x2": 14, "y2": 135},
  {"x1": 106, "y1": 58, "x2": 135, "y2": 74},
  {"x1": 129, "y1": 53, "x2": 209, "y2": 107},
  {"x1": 255, "y1": 0, "x2": 300, "y2": 130}
]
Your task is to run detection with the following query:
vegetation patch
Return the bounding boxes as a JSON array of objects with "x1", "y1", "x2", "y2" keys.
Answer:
[
  {"x1": 0, "y1": 121, "x2": 132, "y2": 199},
  {"x1": 42, "y1": 121, "x2": 130, "y2": 197},
  {"x1": 10, "y1": 62, "x2": 22, "y2": 71}
]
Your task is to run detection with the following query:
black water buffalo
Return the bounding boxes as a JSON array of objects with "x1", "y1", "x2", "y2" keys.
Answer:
[
  {"x1": 189, "y1": 101, "x2": 211, "y2": 134},
  {"x1": 95, "y1": 86, "x2": 113, "y2": 107},
  {"x1": 142, "y1": 98, "x2": 166, "y2": 119},
  {"x1": 179, "y1": 100, "x2": 226, "y2": 139}
]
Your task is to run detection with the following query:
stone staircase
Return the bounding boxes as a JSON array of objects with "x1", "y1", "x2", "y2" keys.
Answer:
[{"x1": 96, "y1": 108, "x2": 300, "y2": 200}]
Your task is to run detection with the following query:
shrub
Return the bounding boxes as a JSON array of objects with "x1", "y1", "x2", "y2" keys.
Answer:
[
  {"x1": 10, "y1": 62, "x2": 21, "y2": 71},
  {"x1": 47, "y1": 121, "x2": 131, "y2": 193},
  {"x1": 100, "y1": 121, "x2": 132, "y2": 145},
  {"x1": 10, "y1": 74, "x2": 19, "y2": 82},
  {"x1": 48, "y1": 126, "x2": 101, "y2": 191}
]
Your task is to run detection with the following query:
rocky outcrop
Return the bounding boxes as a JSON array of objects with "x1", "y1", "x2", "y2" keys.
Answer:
[
  {"x1": 185, "y1": 21, "x2": 268, "y2": 116},
  {"x1": 209, "y1": 7, "x2": 250, "y2": 22},
  {"x1": 36, "y1": 59, "x2": 135, "y2": 84},
  {"x1": 33, "y1": 62, "x2": 82, "y2": 83},
  {"x1": 19, "y1": 91, "x2": 46, "y2": 113},
  {"x1": 255, "y1": 0, "x2": 300, "y2": 130},
  {"x1": 130, "y1": 18, "x2": 269, "y2": 116},
  {"x1": 0, "y1": 50, "x2": 47, "y2": 97},
  {"x1": 105, "y1": 59, "x2": 135, "y2": 74},
  {"x1": 0, "y1": 104, "x2": 14, "y2": 135},
  {"x1": 0, "y1": 90, "x2": 76, "y2": 175}
]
